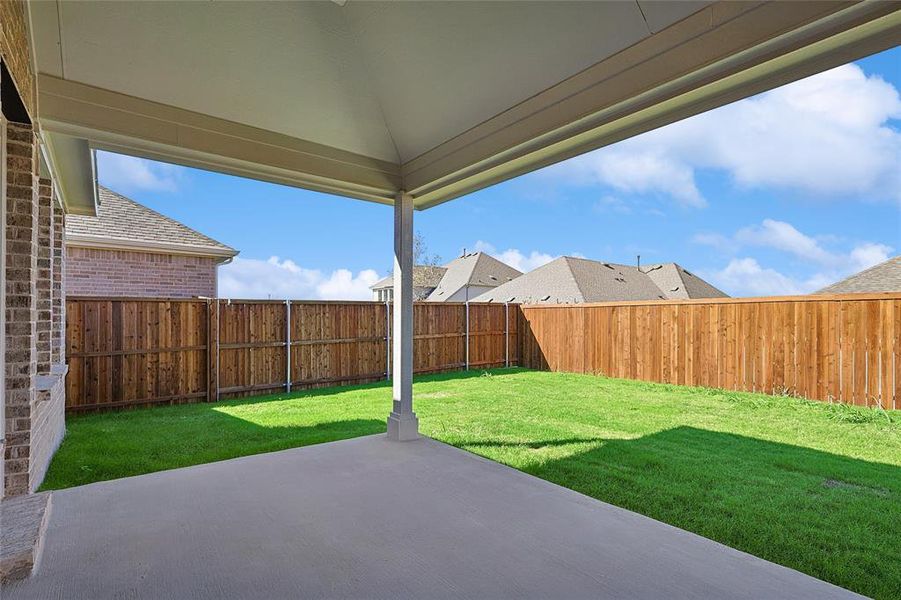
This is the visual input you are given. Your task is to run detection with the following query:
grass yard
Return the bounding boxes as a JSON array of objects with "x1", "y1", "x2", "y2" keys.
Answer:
[{"x1": 44, "y1": 369, "x2": 900, "y2": 599}]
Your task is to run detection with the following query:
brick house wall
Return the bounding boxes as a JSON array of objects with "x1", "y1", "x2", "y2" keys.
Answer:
[
  {"x1": 2, "y1": 10, "x2": 68, "y2": 499},
  {"x1": 66, "y1": 247, "x2": 218, "y2": 298},
  {"x1": 3, "y1": 120, "x2": 67, "y2": 497}
]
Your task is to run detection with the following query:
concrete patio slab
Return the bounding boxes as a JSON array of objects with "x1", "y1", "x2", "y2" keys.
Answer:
[{"x1": 3, "y1": 435, "x2": 860, "y2": 599}]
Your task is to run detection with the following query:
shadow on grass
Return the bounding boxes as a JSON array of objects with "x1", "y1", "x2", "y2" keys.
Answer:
[
  {"x1": 459, "y1": 426, "x2": 899, "y2": 599},
  {"x1": 41, "y1": 417, "x2": 386, "y2": 492},
  {"x1": 46, "y1": 368, "x2": 526, "y2": 491}
]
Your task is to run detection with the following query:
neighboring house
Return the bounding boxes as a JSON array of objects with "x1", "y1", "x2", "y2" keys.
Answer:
[
  {"x1": 371, "y1": 252, "x2": 521, "y2": 302},
  {"x1": 65, "y1": 186, "x2": 238, "y2": 298},
  {"x1": 473, "y1": 256, "x2": 728, "y2": 304},
  {"x1": 425, "y1": 252, "x2": 522, "y2": 302},
  {"x1": 815, "y1": 256, "x2": 901, "y2": 294},
  {"x1": 371, "y1": 265, "x2": 447, "y2": 301}
]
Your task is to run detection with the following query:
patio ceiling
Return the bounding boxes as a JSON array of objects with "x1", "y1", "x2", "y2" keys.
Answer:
[{"x1": 28, "y1": 1, "x2": 901, "y2": 214}]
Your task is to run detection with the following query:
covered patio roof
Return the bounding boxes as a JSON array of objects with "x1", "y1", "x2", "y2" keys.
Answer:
[{"x1": 28, "y1": 1, "x2": 901, "y2": 214}]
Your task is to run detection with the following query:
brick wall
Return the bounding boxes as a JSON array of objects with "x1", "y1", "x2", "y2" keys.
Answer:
[
  {"x1": 0, "y1": 0, "x2": 36, "y2": 117},
  {"x1": 3, "y1": 122, "x2": 68, "y2": 497},
  {"x1": 66, "y1": 247, "x2": 218, "y2": 298},
  {"x1": 31, "y1": 372, "x2": 65, "y2": 490},
  {"x1": 4, "y1": 122, "x2": 39, "y2": 496},
  {"x1": 35, "y1": 179, "x2": 53, "y2": 374}
]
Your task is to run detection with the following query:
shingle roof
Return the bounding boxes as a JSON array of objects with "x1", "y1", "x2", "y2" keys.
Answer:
[
  {"x1": 472, "y1": 257, "x2": 728, "y2": 304},
  {"x1": 66, "y1": 187, "x2": 237, "y2": 258},
  {"x1": 815, "y1": 256, "x2": 901, "y2": 294},
  {"x1": 425, "y1": 252, "x2": 522, "y2": 301},
  {"x1": 370, "y1": 266, "x2": 448, "y2": 290}
]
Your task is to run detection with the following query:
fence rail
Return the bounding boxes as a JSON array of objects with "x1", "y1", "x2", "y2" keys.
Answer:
[
  {"x1": 520, "y1": 293, "x2": 900, "y2": 409},
  {"x1": 66, "y1": 293, "x2": 898, "y2": 413},
  {"x1": 65, "y1": 298, "x2": 519, "y2": 412}
]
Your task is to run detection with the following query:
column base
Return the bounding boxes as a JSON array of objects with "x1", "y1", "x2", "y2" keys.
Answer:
[{"x1": 386, "y1": 412, "x2": 419, "y2": 441}]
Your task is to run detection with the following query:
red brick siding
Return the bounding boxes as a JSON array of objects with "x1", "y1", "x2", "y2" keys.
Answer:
[{"x1": 66, "y1": 247, "x2": 218, "y2": 298}]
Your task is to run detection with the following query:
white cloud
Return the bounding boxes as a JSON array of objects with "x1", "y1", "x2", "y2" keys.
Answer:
[
  {"x1": 709, "y1": 258, "x2": 805, "y2": 296},
  {"x1": 849, "y1": 242, "x2": 895, "y2": 272},
  {"x1": 473, "y1": 241, "x2": 556, "y2": 272},
  {"x1": 696, "y1": 219, "x2": 894, "y2": 296},
  {"x1": 97, "y1": 151, "x2": 186, "y2": 193},
  {"x1": 218, "y1": 256, "x2": 380, "y2": 300},
  {"x1": 571, "y1": 149, "x2": 705, "y2": 207},
  {"x1": 539, "y1": 64, "x2": 901, "y2": 205},
  {"x1": 735, "y1": 219, "x2": 836, "y2": 265},
  {"x1": 703, "y1": 218, "x2": 893, "y2": 271}
]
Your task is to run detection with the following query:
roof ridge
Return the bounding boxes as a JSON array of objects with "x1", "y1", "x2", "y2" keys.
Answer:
[
  {"x1": 662, "y1": 262, "x2": 688, "y2": 296},
  {"x1": 96, "y1": 185, "x2": 236, "y2": 252},
  {"x1": 449, "y1": 252, "x2": 481, "y2": 298},
  {"x1": 560, "y1": 256, "x2": 587, "y2": 302}
]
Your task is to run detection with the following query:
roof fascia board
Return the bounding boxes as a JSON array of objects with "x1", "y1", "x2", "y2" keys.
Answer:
[
  {"x1": 66, "y1": 233, "x2": 239, "y2": 260},
  {"x1": 37, "y1": 74, "x2": 402, "y2": 204},
  {"x1": 408, "y1": 1, "x2": 900, "y2": 208}
]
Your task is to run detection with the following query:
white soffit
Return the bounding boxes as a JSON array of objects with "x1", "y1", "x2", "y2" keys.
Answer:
[
  {"x1": 39, "y1": 131, "x2": 97, "y2": 215},
  {"x1": 340, "y1": 1, "x2": 658, "y2": 162},
  {"x1": 33, "y1": 1, "x2": 678, "y2": 164},
  {"x1": 35, "y1": 1, "x2": 399, "y2": 162}
]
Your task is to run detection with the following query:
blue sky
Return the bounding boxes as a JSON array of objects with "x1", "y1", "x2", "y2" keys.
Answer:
[{"x1": 97, "y1": 48, "x2": 900, "y2": 300}]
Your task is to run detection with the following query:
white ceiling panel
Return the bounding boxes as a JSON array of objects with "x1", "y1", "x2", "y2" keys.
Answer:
[
  {"x1": 343, "y1": 1, "x2": 653, "y2": 161},
  {"x1": 38, "y1": 1, "x2": 399, "y2": 162},
  {"x1": 637, "y1": 1, "x2": 711, "y2": 34}
]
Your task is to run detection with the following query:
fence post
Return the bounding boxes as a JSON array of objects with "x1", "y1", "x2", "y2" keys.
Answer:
[
  {"x1": 505, "y1": 302, "x2": 509, "y2": 368},
  {"x1": 207, "y1": 299, "x2": 220, "y2": 402},
  {"x1": 285, "y1": 300, "x2": 292, "y2": 393},
  {"x1": 385, "y1": 301, "x2": 392, "y2": 380},
  {"x1": 465, "y1": 302, "x2": 470, "y2": 370}
]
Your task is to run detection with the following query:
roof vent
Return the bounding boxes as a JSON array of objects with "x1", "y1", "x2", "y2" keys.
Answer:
[
  {"x1": 541, "y1": 295, "x2": 551, "y2": 301},
  {"x1": 507, "y1": 297, "x2": 516, "y2": 302},
  {"x1": 489, "y1": 275, "x2": 498, "y2": 280},
  {"x1": 603, "y1": 263, "x2": 614, "y2": 269},
  {"x1": 670, "y1": 287, "x2": 680, "y2": 292}
]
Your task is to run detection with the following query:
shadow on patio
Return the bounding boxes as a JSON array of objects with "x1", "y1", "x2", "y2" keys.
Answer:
[{"x1": 457, "y1": 426, "x2": 900, "y2": 599}]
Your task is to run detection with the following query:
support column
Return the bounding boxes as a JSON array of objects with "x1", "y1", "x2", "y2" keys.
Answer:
[
  {"x1": 35, "y1": 179, "x2": 52, "y2": 374},
  {"x1": 386, "y1": 191, "x2": 418, "y2": 441},
  {"x1": 50, "y1": 202, "x2": 64, "y2": 365},
  {"x1": 4, "y1": 121, "x2": 38, "y2": 496}
]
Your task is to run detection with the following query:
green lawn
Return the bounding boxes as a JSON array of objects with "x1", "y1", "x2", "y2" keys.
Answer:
[{"x1": 44, "y1": 369, "x2": 900, "y2": 599}]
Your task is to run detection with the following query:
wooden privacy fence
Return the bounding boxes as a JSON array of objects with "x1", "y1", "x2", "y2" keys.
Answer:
[
  {"x1": 66, "y1": 293, "x2": 898, "y2": 412},
  {"x1": 65, "y1": 298, "x2": 519, "y2": 412},
  {"x1": 520, "y1": 293, "x2": 900, "y2": 409}
]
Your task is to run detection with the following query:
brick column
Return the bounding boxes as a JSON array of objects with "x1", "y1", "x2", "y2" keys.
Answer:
[
  {"x1": 50, "y1": 203, "x2": 65, "y2": 365},
  {"x1": 4, "y1": 122, "x2": 38, "y2": 496},
  {"x1": 35, "y1": 179, "x2": 53, "y2": 374}
]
